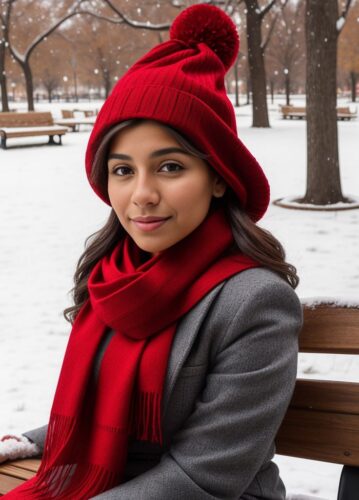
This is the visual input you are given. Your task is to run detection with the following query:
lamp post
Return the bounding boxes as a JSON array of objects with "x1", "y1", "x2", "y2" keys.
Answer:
[
  {"x1": 93, "y1": 68, "x2": 100, "y2": 99},
  {"x1": 63, "y1": 75, "x2": 69, "y2": 102}
]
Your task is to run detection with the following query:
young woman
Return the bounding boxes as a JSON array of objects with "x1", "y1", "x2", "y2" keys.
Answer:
[{"x1": 0, "y1": 4, "x2": 303, "y2": 499}]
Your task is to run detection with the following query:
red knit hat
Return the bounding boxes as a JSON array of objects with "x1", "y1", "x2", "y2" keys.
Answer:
[{"x1": 85, "y1": 3, "x2": 270, "y2": 222}]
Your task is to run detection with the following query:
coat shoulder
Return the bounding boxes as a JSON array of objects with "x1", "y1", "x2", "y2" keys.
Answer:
[
  {"x1": 205, "y1": 267, "x2": 303, "y2": 346},
  {"x1": 223, "y1": 266, "x2": 295, "y2": 295},
  {"x1": 218, "y1": 266, "x2": 301, "y2": 311}
]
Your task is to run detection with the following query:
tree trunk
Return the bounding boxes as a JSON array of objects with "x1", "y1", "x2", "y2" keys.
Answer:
[
  {"x1": 234, "y1": 61, "x2": 240, "y2": 107},
  {"x1": 22, "y1": 60, "x2": 35, "y2": 111},
  {"x1": 301, "y1": 0, "x2": 347, "y2": 205},
  {"x1": 285, "y1": 74, "x2": 290, "y2": 105},
  {"x1": 246, "y1": 5, "x2": 270, "y2": 127},
  {"x1": 104, "y1": 73, "x2": 111, "y2": 99},
  {"x1": 350, "y1": 71, "x2": 356, "y2": 102},
  {"x1": 270, "y1": 80, "x2": 274, "y2": 104},
  {"x1": 73, "y1": 68, "x2": 78, "y2": 103},
  {"x1": 246, "y1": 75, "x2": 251, "y2": 105},
  {"x1": 0, "y1": 45, "x2": 10, "y2": 112}
]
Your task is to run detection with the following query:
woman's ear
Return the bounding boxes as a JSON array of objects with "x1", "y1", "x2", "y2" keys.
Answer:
[{"x1": 212, "y1": 175, "x2": 227, "y2": 198}]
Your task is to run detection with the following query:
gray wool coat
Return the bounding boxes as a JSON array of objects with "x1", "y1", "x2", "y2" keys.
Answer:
[{"x1": 22, "y1": 267, "x2": 303, "y2": 500}]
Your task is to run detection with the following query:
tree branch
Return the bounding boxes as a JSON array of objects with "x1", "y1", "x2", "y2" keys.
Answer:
[
  {"x1": 337, "y1": 0, "x2": 353, "y2": 33},
  {"x1": 261, "y1": 12, "x2": 278, "y2": 52},
  {"x1": 75, "y1": 9, "x2": 124, "y2": 24},
  {"x1": 259, "y1": 0, "x2": 277, "y2": 19},
  {"x1": 102, "y1": 0, "x2": 171, "y2": 30},
  {"x1": 6, "y1": 0, "x2": 88, "y2": 62}
]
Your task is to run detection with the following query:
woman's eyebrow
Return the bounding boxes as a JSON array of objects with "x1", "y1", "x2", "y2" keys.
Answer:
[{"x1": 108, "y1": 147, "x2": 190, "y2": 161}]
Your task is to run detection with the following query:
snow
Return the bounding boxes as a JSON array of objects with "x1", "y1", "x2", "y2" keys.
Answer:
[
  {"x1": 336, "y1": 16, "x2": 345, "y2": 31},
  {"x1": 275, "y1": 194, "x2": 359, "y2": 209},
  {"x1": 0, "y1": 126, "x2": 69, "y2": 133},
  {"x1": 301, "y1": 296, "x2": 359, "y2": 308},
  {"x1": 0, "y1": 96, "x2": 358, "y2": 499}
]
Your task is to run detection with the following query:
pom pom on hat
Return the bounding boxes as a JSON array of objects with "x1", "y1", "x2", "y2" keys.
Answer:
[{"x1": 169, "y1": 3, "x2": 239, "y2": 70}]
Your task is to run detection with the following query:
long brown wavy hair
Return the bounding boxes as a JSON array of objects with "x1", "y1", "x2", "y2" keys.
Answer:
[{"x1": 64, "y1": 118, "x2": 299, "y2": 324}]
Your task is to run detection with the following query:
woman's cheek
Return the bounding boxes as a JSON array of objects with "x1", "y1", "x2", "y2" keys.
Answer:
[{"x1": 167, "y1": 176, "x2": 208, "y2": 204}]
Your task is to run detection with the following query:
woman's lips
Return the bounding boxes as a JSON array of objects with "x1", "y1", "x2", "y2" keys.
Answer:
[{"x1": 132, "y1": 217, "x2": 171, "y2": 232}]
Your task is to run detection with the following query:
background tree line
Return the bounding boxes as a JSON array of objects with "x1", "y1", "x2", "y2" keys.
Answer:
[
  {"x1": 0, "y1": 0, "x2": 358, "y2": 208},
  {"x1": 1, "y1": 0, "x2": 357, "y2": 112}
]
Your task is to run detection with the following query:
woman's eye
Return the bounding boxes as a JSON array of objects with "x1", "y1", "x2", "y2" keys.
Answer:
[
  {"x1": 113, "y1": 166, "x2": 132, "y2": 176},
  {"x1": 160, "y1": 162, "x2": 183, "y2": 173},
  {"x1": 111, "y1": 162, "x2": 183, "y2": 176}
]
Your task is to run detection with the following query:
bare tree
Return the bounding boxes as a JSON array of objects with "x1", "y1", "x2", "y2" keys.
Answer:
[
  {"x1": 338, "y1": 0, "x2": 359, "y2": 103},
  {"x1": 299, "y1": 0, "x2": 353, "y2": 206},
  {"x1": 42, "y1": 69, "x2": 61, "y2": 103},
  {"x1": 0, "y1": 0, "x2": 15, "y2": 112},
  {"x1": 0, "y1": 0, "x2": 90, "y2": 110},
  {"x1": 243, "y1": 0, "x2": 288, "y2": 127},
  {"x1": 266, "y1": 0, "x2": 305, "y2": 105}
]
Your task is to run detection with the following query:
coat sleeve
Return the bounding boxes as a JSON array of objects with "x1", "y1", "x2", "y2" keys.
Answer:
[
  {"x1": 22, "y1": 424, "x2": 48, "y2": 454},
  {"x1": 90, "y1": 278, "x2": 303, "y2": 500}
]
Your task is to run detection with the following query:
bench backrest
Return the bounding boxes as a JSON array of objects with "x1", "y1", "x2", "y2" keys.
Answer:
[
  {"x1": 0, "y1": 112, "x2": 54, "y2": 128},
  {"x1": 281, "y1": 105, "x2": 306, "y2": 113},
  {"x1": 337, "y1": 106, "x2": 357, "y2": 115},
  {"x1": 280, "y1": 105, "x2": 357, "y2": 115},
  {"x1": 61, "y1": 109, "x2": 74, "y2": 119},
  {"x1": 275, "y1": 304, "x2": 359, "y2": 466}
]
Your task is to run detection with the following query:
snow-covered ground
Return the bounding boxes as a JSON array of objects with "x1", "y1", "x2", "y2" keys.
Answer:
[{"x1": 0, "y1": 96, "x2": 358, "y2": 499}]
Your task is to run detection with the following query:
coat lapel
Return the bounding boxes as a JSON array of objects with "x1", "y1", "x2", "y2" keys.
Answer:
[{"x1": 162, "y1": 280, "x2": 226, "y2": 417}]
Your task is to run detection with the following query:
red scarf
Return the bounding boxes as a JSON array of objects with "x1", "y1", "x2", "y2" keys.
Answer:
[{"x1": 6, "y1": 204, "x2": 261, "y2": 499}]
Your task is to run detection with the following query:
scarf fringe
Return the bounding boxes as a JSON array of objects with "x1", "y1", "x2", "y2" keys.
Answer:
[
  {"x1": 8, "y1": 399, "x2": 163, "y2": 498},
  {"x1": 8, "y1": 413, "x2": 121, "y2": 499},
  {"x1": 12, "y1": 462, "x2": 119, "y2": 499},
  {"x1": 129, "y1": 390, "x2": 163, "y2": 446},
  {"x1": 40, "y1": 412, "x2": 78, "y2": 467}
]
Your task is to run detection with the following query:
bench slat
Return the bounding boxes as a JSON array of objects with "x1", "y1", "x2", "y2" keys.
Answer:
[
  {"x1": 54, "y1": 118, "x2": 95, "y2": 126},
  {"x1": 280, "y1": 105, "x2": 357, "y2": 120},
  {"x1": 0, "y1": 458, "x2": 41, "y2": 474},
  {"x1": 0, "y1": 463, "x2": 36, "y2": 481},
  {"x1": 0, "y1": 459, "x2": 40, "y2": 495},
  {"x1": 300, "y1": 306, "x2": 359, "y2": 354},
  {"x1": 275, "y1": 408, "x2": 359, "y2": 466},
  {"x1": 0, "y1": 112, "x2": 54, "y2": 128},
  {"x1": 0, "y1": 474, "x2": 25, "y2": 496},
  {"x1": 1, "y1": 128, "x2": 68, "y2": 138},
  {"x1": 292, "y1": 379, "x2": 359, "y2": 414}
]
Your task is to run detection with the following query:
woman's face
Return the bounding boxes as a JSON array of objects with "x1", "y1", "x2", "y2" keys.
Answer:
[{"x1": 107, "y1": 120, "x2": 227, "y2": 256}]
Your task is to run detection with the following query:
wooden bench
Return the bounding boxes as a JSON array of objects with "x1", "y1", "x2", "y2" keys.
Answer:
[
  {"x1": 0, "y1": 112, "x2": 68, "y2": 149},
  {"x1": 1, "y1": 303, "x2": 358, "y2": 498},
  {"x1": 53, "y1": 109, "x2": 96, "y2": 132},
  {"x1": 280, "y1": 105, "x2": 357, "y2": 121},
  {"x1": 280, "y1": 105, "x2": 306, "y2": 119},
  {"x1": 336, "y1": 107, "x2": 357, "y2": 121},
  {"x1": 0, "y1": 458, "x2": 40, "y2": 495},
  {"x1": 82, "y1": 109, "x2": 98, "y2": 117},
  {"x1": 276, "y1": 302, "x2": 359, "y2": 499}
]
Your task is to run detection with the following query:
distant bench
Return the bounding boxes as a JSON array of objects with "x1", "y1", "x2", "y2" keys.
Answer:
[
  {"x1": 0, "y1": 112, "x2": 68, "y2": 149},
  {"x1": 0, "y1": 303, "x2": 358, "y2": 498},
  {"x1": 53, "y1": 109, "x2": 97, "y2": 132},
  {"x1": 280, "y1": 105, "x2": 357, "y2": 121}
]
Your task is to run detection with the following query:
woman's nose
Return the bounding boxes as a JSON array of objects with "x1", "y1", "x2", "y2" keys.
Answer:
[{"x1": 131, "y1": 174, "x2": 160, "y2": 207}]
